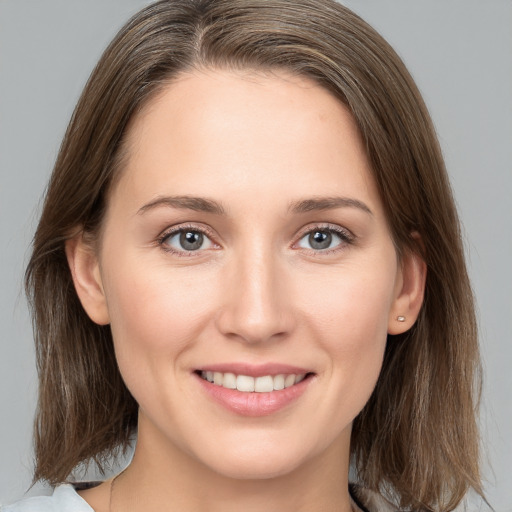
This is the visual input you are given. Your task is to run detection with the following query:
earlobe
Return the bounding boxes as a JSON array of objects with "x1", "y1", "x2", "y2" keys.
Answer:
[
  {"x1": 388, "y1": 245, "x2": 427, "y2": 335},
  {"x1": 65, "y1": 233, "x2": 110, "y2": 325}
]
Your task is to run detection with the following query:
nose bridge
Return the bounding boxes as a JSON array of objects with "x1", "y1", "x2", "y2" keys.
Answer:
[{"x1": 216, "y1": 240, "x2": 292, "y2": 344}]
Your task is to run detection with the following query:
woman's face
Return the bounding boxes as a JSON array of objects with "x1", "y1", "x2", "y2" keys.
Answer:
[{"x1": 76, "y1": 69, "x2": 414, "y2": 479}]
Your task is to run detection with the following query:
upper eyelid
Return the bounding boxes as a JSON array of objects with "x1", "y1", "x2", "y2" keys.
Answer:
[
  {"x1": 159, "y1": 223, "x2": 216, "y2": 240},
  {"x1": 157, "y1": 223, "x2": 220, "y2": 250},
  {"x1": 291, "y1": 224, "x2": 355, "y2": 254},
  {"x1": 157, "y1": 225, "x2": 220, "y2": 257},
  {"x1": 294, "y1": 223, "x2": 354, "y2": 240}
]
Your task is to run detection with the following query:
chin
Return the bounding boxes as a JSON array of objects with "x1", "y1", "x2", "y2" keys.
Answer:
[
  {"x1": 191, "y1": 430, "x2": 328, "y2": 481},
  {"x1": 206, "y1": 452, "x2": 307, "y2": 481}
]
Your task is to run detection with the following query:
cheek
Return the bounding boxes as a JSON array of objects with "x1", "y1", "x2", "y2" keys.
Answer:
[
  {"x1": 102, "y1": 257, "x2": 220, "y2": 389},
  {"x1": 300, "y1": 260, "x2": 396, "y2": 342},
  {"x1": 296, "y1": 256, "x2": 397, "y2": 402}
]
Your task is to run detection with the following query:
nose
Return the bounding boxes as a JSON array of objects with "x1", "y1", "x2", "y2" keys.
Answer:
[{"x1": 215, "y1": 247, "x2": 295, "y2": 345}]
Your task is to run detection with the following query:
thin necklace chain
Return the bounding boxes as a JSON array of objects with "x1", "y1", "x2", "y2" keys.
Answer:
[{"x1": 109, "y1": 468, "x2": 126, "y2": 512}]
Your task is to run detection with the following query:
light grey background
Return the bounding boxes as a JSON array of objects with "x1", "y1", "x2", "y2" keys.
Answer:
[{"x1": 1, "y1": 0, "x2": 511, "y2": 509}]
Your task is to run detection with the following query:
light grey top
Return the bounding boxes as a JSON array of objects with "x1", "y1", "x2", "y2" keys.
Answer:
[
  {"x1": 1, "y1": 485, "x2": 92, "y2": 512},
  {"x1": 1, "y1": 482, "x2": 396, "y2": 512}
]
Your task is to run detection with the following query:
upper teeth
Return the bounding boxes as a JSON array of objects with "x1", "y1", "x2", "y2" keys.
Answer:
[{"x1": 201, "y1": 371, "x2": 306, "y2": 392}]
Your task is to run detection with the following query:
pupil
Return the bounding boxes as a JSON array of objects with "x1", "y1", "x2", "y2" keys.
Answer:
[
  {"x1": 309, "y1": 231, "x2": 331, "y2": 250},
  {"x1": 180, "y1": 231, "x2": 203, "y2": 250}
]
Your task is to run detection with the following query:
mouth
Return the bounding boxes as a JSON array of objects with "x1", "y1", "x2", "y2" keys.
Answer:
[
  {"x1": 196, "y1": 370, "x2": 312, "y2": 392},
  {"x1": 194, "y1": 364, "x2": 316, "y2": 415}
]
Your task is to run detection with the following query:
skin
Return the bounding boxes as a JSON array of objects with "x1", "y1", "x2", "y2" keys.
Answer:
[{"x1": 67, "y1": 69, "x2": 425, "y2": 512}]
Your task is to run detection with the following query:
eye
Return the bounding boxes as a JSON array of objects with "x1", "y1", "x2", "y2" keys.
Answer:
[
  {"x1": 161, "y1": 228, "x2": 214, "y2": 253},
  {"x1": 296, "y1": 227, "x2": 352, "y2": 252}
]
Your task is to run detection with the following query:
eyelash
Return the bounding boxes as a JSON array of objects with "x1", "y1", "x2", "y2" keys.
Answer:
[
  {"x1": 156, "y1": 223, "x2": 219, "y2": 257},
  {"x1": 156, "y1": 223, "x2": 355, "y2": 257},
  {"x1": 293, "y1": 223, "x2": 355, "y2": 255}
]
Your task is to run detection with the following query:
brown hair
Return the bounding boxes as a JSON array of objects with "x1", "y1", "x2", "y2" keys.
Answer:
[{"x1": 25, "y1": 0, "x2": 483, "y2": 509}]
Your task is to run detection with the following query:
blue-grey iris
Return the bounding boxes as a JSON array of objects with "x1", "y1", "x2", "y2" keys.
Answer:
[
  {"x1": 180, "y1": 231, "x2": 203, "y2": 250},
  {"x1": 309, "y1": 231, "x2": 331, "y2": 250}
]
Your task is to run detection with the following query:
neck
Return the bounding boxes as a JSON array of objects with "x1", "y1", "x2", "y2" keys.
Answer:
[{"x1": 113, "y1": 414, "x2": 354, "y2": 512}]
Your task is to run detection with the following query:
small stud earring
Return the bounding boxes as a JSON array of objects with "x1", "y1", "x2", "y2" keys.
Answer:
[{"x1": 396, "y1": 316, "x2": 406, "y2": 322}]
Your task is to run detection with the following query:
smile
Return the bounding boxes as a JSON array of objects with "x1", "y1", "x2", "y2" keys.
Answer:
[
  {"x1": 200, "y1": 371, "x2": 306, "y2": 392},
  {"x1": 195, "y1": 366, "x2": 315, "y2": 416}
]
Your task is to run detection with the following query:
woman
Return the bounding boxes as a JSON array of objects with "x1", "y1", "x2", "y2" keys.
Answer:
[{"x1": 4, "y1": 0, "x2": 484, "y2": 510}]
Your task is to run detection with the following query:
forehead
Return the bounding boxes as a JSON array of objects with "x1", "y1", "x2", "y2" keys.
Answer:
[{"x1": 112, "y1": 68, "x2": 381, "y2": 217}]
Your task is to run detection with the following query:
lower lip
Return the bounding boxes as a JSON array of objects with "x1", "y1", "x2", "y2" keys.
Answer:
[{"x1": 195, "y1": 373, "x2": 313, "y2": 417}]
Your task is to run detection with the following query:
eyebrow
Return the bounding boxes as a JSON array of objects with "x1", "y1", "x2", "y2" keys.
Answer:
[
  {"x1": 137, "y1": 194, "x2": 372, "y2": 217},
  {"x1": 289, "y1": 196, "x2": 373, "y2": 216},
  {"x1": 138, "y1": 195, "x2": 226, "y2": 215}
]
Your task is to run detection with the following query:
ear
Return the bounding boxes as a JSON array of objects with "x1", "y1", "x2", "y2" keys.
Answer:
[
  {"x1": 388, "y1": 241, "x2": 427, "y2": 335},
  {"x1": 65, "y1": 233, "x2": 110, "y2": 325}
]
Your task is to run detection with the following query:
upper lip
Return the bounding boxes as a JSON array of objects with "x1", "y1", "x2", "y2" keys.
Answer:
[{"x1": 195, "y1": 363, "x2": 312, "y2": 377}]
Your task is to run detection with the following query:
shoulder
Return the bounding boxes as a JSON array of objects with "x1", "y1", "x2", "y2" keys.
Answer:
[{"x1": 1, "y1": 484, "x2": 94, "y2": 512}]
